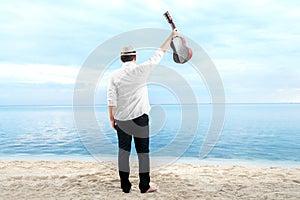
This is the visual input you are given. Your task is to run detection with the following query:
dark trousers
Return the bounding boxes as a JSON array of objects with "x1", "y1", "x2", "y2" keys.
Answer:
[{"x1": 115, "y1": 113, "x2": 150, "y2": 193}]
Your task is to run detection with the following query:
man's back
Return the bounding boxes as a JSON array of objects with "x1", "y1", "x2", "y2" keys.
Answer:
[{"x1": 107, "y1": 49, "x2": 164, "y2": 120}]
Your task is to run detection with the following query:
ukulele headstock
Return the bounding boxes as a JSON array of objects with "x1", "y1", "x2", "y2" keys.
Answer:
[
  {"x1": 164, "y1": 11, "x2": 176, "y2": 29},
  {"x1": 164, "y1": 11, "x2": 173, "y2": 24}
]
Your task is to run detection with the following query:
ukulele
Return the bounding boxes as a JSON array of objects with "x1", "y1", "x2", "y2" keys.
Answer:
[{"x1": 164, "y1": 11, "x2": 192, "y2": 64}]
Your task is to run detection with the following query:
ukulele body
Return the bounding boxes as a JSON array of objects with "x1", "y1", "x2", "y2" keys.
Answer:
[{"x1": 170, "y1": 36, "x2": 193, "y2": 64}]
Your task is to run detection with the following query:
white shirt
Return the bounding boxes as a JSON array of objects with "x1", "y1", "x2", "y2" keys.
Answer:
[{"x1": 107, "y1": 48, "x2": 164, "y2": 120}]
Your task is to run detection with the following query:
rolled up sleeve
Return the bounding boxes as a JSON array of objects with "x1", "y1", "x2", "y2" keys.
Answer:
[{"x1": 107, "y1": 75, "x2": 117, "y2": 106}]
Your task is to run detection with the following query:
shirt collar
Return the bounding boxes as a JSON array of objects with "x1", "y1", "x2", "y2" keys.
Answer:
[{"x1": 122, "y1": 61, "x2": 136, "y2": 67}]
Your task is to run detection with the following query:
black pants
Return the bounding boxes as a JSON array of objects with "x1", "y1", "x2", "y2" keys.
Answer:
[{"x1": 115, "y1": 113, "x2": 150, "y2": 193}]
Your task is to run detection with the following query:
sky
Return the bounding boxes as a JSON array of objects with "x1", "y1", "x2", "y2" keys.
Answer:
[{"x1": 0, "y1": 0, "x2": 299, "y2": 105}]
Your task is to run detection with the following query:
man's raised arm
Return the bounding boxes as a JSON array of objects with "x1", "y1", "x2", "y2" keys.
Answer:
[{"x1": 160, "y1": 29, "x2": 179, "y2": 53}]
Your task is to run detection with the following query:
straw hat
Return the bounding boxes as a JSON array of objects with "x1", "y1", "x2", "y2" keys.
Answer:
[{"x1": 120, "y1": 45, "x2": 137, "y2": 56}]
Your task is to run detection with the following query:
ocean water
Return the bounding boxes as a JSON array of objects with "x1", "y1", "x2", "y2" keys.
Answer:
[{"x1": 0, "y1": 104, "x2": 299, "y2": 166}]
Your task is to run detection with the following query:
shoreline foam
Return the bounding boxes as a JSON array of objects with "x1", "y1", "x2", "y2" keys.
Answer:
[{"x1": 1, "y1": 154, "x2": 300, "y2": 168}]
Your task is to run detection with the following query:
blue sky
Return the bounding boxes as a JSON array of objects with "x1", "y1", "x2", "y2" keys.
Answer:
[{"x1": 0, "y1": 0, "x2": 299, "y2": 105}]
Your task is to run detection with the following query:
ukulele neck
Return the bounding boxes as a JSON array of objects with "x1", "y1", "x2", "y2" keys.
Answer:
[{"x1": 170, "y1": 22, "x2": 176, "y2": 30}]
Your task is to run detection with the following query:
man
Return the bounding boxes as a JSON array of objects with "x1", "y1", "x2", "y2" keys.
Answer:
[{"x1": 107, "y1": 29, "x2": 178, "y2": 193}]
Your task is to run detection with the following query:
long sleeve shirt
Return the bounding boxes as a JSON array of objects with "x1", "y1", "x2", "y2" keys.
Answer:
[{"x1": 107, "y1": 48, "x2": 164, "y2": 120}]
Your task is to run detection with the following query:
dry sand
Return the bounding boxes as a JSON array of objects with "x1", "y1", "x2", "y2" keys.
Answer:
[{"x1": 0, "y1": 160, "x2": 300, "y2": 200}]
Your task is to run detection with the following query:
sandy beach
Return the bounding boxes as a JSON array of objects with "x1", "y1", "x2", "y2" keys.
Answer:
[{"x1": 0, "y1": 160, "x2": 299, "y2": 200}]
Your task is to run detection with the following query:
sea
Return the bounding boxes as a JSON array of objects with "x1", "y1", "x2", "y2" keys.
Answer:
[{"x1": 0, "y1": 104, "x2": 299, "y2": 167}]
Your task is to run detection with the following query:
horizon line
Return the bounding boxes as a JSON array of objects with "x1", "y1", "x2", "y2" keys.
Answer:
[{"x1": 0, "y1": 102, "x2": 300, "y2": 107}]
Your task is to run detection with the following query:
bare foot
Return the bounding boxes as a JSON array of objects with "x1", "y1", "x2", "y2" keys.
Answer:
[{"x1": 145, "y1": 185, "x2": 159, "y2": 193}]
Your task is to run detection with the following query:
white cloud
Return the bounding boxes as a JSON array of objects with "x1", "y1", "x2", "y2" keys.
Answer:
[
  {"x1": 0, "y1": 63, "x2": 79, "y2": 84},
  {"x1": 212, "y1": 57, "x2": 300, "y2": 103}
]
